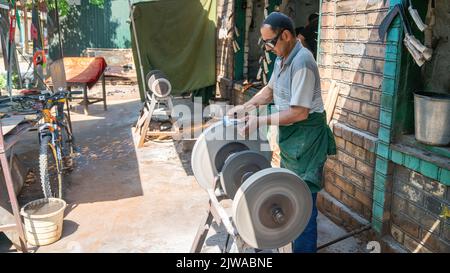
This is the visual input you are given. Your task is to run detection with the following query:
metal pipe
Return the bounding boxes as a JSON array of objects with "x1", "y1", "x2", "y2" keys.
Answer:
[{"x1": 317, "y1": 224, "x2": 372, "y2": 250}]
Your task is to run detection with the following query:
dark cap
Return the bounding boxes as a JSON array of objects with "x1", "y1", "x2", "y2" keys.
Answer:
[{"x1": 262, "y1": 12, "x2": 295, "y2": 36}]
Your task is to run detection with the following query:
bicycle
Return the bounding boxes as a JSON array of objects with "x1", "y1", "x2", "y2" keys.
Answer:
[{"x1": 12, "y1": 90, "x2": 75, "y2": 199}]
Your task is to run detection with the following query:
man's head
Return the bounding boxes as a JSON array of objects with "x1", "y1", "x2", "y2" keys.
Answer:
[{"x1": 260, "y1": 12, "x2": 297, "y2": 58}]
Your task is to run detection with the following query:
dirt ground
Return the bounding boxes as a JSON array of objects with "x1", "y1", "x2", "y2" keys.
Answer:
[{"x1": 0, "y1": 85, "x2": 368, "y2": 253}]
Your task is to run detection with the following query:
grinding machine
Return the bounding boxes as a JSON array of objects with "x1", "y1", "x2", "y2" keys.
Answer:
[{"x1": 190, "y1": 119, "x2": 314, "y2": 252}]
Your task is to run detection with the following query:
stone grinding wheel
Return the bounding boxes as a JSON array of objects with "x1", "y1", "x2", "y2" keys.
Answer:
[
  {"x1": 146, "y1": 70, "x2": 172, "y2": 98},
  {"x1": 232, "y1": 168, "x2": 313, "y2": 249},
  {"x1": 220, "y1": 151, "x2": 271, "y2": 199},
  {"x1": 191, "y1": 121, "x2": 271, "y2": 190}
]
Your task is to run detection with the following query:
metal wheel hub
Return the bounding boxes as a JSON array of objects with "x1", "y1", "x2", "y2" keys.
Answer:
[
  {"x1": 220, "y1": 150, "x2": 271, "y2": 199},
  {"x1": 232, "y1": 168, "x2": 313, "y2": 249}
]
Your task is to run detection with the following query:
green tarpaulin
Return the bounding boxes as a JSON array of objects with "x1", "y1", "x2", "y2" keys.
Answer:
[{"x1": 130, "y1": 0, "x2": 216, "y2": 101}]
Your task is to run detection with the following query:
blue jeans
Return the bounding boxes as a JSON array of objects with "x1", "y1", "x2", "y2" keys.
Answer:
[{"x1": 293, "y1": 193, "x2": 318, "y2": 253}]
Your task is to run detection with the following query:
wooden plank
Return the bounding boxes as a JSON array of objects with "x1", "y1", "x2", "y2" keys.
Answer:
[
  {"x1": 207, "y1": 189, "x2": 238, "y2": 236},
  {"x1": 1, "y1": 116, "x2": 25, "y2": 135},
  {"x1": 0, "y1": 224, "x2": 16, "y2": 232},
  {"x1": 325, "y1": 80, "x2": 338, "y2": 125}
]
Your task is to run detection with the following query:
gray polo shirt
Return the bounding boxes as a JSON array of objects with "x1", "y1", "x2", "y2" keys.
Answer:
[{"x1": 268, "y1": 41, "x2": 324, "y2": 114}]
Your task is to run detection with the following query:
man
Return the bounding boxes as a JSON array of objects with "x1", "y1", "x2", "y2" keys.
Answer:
[
  {"x1": 295, "y1": 13, "x2": 319, "y2": 59},
  {"x1": 227, "y1": 12, "x2": 336, "y2": 253}
]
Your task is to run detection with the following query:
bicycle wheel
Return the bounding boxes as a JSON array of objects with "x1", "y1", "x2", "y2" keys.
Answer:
[
  {"x1": 60, "y1": 113, "x2": 75, "y2": 172},
  {"x1": 39, "y1": 135, "x2": 64, "y2": 198}
]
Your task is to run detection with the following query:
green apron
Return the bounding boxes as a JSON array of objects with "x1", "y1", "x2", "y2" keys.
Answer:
[{"x1": 278, "y1": 112, "x2": 336, "y2": 193}]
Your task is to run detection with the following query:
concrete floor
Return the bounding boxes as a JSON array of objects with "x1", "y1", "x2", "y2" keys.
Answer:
[{"x1": 0, "y1": 87, "x2": 367, "y2": 253}]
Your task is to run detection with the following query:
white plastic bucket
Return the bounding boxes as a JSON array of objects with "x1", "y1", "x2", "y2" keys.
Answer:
[{"x1": 20, "y1": 198, "x2": 67, "y2": 246}]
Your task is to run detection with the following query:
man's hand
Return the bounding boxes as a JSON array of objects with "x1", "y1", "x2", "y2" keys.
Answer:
[{"x1": 238, "y1": 115, "x2": 258, "y2": 137}]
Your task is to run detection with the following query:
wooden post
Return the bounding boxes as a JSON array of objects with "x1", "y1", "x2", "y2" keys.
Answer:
[{"x1": 23, "y1": 5, "x2": 29, "y2": 54}]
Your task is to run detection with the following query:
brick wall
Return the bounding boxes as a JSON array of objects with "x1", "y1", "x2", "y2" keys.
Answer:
[
  {"x1": 390, "y1": 164, "x2": 450, "y2": 253},
  {"x1": 317, "y1": 0, "x2": 389, "y2": 228}
]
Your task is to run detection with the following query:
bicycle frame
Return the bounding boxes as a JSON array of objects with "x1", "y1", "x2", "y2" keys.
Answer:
[{"x1": 38, "y1": 96, "x2": 68, "y2": 166}]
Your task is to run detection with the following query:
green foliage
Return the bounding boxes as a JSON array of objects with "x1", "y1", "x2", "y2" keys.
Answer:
[
  {"x1": 0, "y1": 74, "x2": 6, "y2": 90},
  {"x1": 47, "y1": 1, "x2": 105, "y2": 17}
]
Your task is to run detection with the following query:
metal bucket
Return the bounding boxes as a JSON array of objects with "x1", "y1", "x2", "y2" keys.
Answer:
[{"x1": 414, "y1": 92, "x2": 450, "y2": 146}]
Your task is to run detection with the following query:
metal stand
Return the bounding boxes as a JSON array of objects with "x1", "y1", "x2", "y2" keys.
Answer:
[
  {"x1": 134, "y1": 92, "x2": 178, "y2": 148},
  {"x1": 190, "y1": 178, "x2": 248, "y2": 253},
  {"x1": 0, "y1": 121, "x2": 31, "y2": 253}
]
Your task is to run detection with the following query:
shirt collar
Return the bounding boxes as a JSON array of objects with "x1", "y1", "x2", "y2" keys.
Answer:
[{"x1": 278, "y1": 41, "x2": 302, "y2": 68}]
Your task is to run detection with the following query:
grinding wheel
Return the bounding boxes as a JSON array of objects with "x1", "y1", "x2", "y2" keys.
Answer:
[
  {"x1": 146, "y1": 70, "x2": 172, "y2": 97},
  {"x1": 220, "y1": 151, "x2": 271, "y2": 199},
  {"x1": 232, "y1": 168, "x2": 312, "y2": 249},
  {"x1": 191, "y1": 121, "x2": 272, "y2": 190}
]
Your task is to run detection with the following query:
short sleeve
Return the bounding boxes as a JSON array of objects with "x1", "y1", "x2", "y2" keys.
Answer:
[{"x1": 290, "y1": 67, "x2": 315, "y2": 109}]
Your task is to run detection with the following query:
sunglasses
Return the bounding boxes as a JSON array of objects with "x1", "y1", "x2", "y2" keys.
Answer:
[{"x1": 262, "y1": 29, "x2": 285, "y2": 50}]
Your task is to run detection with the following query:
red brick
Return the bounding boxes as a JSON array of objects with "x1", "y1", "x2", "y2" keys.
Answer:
[
  {"x1": 340, "y1": 97, "x2": 361, "y2": 113},
  {"x1": 391, "y1": 224, "x2": 405, "y2": 244},
  {"x1": 320, "y1": 42, "x2": 333, "y2": 54},
  {"x1": 372, "y1": 91, "x2": 381, "y2": 105},
  {"x1": 325, "y1": 181, "x2": 342, "y2": 200},
  {"x1": 330, "y1": 203, "x2": 343, "y2": 224},
  {"x1": 367, "y1": 12, "x2": 384, "y2": 26},
  {"x1": 321, "y1": 79, "x2": 331, "y2": 91},
  {"x1": 391, "y1": 195, "x2": 407, "y2": 213},
  {"x1": 365, "y1": 44, "x2": 386, "y2": 58},
  {"x1": 353, "y1": 144, "x2": 366, "y2": 160},
  {"x1": 332, "y1": 68, "x2": 343, "y2": 80},
  {"x1": 356, "y1": 160, "x2": 374, "y2": 179},
  {"x1": 321, "y1": 28, "x2": 336, "y2": 40},
  {"x1": 341, "y1": 192, "x2": 363, "y2": 214},
  {"x1": 333, "y1": 125, "x2": 343, "y2": 137},
  {"x1": 338, "y1": 29, "x2": 346, "y2": 40},
  {"x1": 392, "y1": 212, "x2": 420, "y2": 239},
  {"x1": 344, "y1": 166, "x2": 365, "y2": 188},
  {"x1": 342, "y1": 70, "x2": 355, "y2": 82},
  {"x1": 339, "y1": 83, "x2": 351, "y2": 96},
  {"x1": 335, "y1": 175, "x2": 355, "y2": 195},
  {"x1": 320, "y1": 67, "x2": 332, "y2": 79},
  {"x1": 364, "y1": 138, "x2": 376, "y2": 153},
  {"x1": 342, "y1": 126, "x2": 352, "y2": 141},
  {"x1": 321, "y1": 15, "x2": 333, "y2": 27},
  {"x1": 354, "y1": 14, "x2": 366, "y2": 26},
  {"x1": 337, "y1": 150, "x2": 356, "y2": 168},
  {"x1": 357, "y1": 29, "x2": 369, "y2": 41},
  {"x1": 335, "y1": 136, "x2": 346, "y2": 149},
  {"x1": 364, "y1": 0, "x2": 387, "y2": 10},
  {"x1": 374, "y1": 60, "x2": 384, "y2": 74},
  {"x1": 322, "y1": 1, "x2": 335, "y2": 13},
  {"x1": 345, "y1": 29, "x2": 357, "y2": 40},
  {"x1": 332, "y1": 159, "x2": 344, "y2": 176},
  {"x1": 336, "y1": 0, "x2": 356, "y2": 13},
  {"x1": 355, "y1": 188, "x2": 372, "y2": 207},
  {"x1": 324, "y1": 166, "x2": 336, "y2": 184},
  {"x1": 361, "y1": 103, "x2": 380, "y2": 118},
  {"x1": 360, "y1": 58, "x2": 374, "y2": 71},
  {"x1": 336, "y1": 15, "x2": 346, "y2": 26},
  {"x1": 350, "y1": 86, "x2": 372, "y2": 100},
  {"x1": 348, "y1": 113, "x2": 369, "y2": 131},
  {"x1": 368, "y1": 120, "x2": 379, "y2": 135},
  {"x1": 340, "y1": 209, "x2": 353, "y2": 225},
  {"x1": 351, "y1": 133, "x2": 364, "y2": 147}
]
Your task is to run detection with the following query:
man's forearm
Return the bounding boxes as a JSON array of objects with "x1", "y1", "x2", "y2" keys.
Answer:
[
  {"x1": 243, "y1": 85, "x2": 273, "y2": 108},
  {"x1": 258, "y1": 107, "x2": 309, "y2": 126}
]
